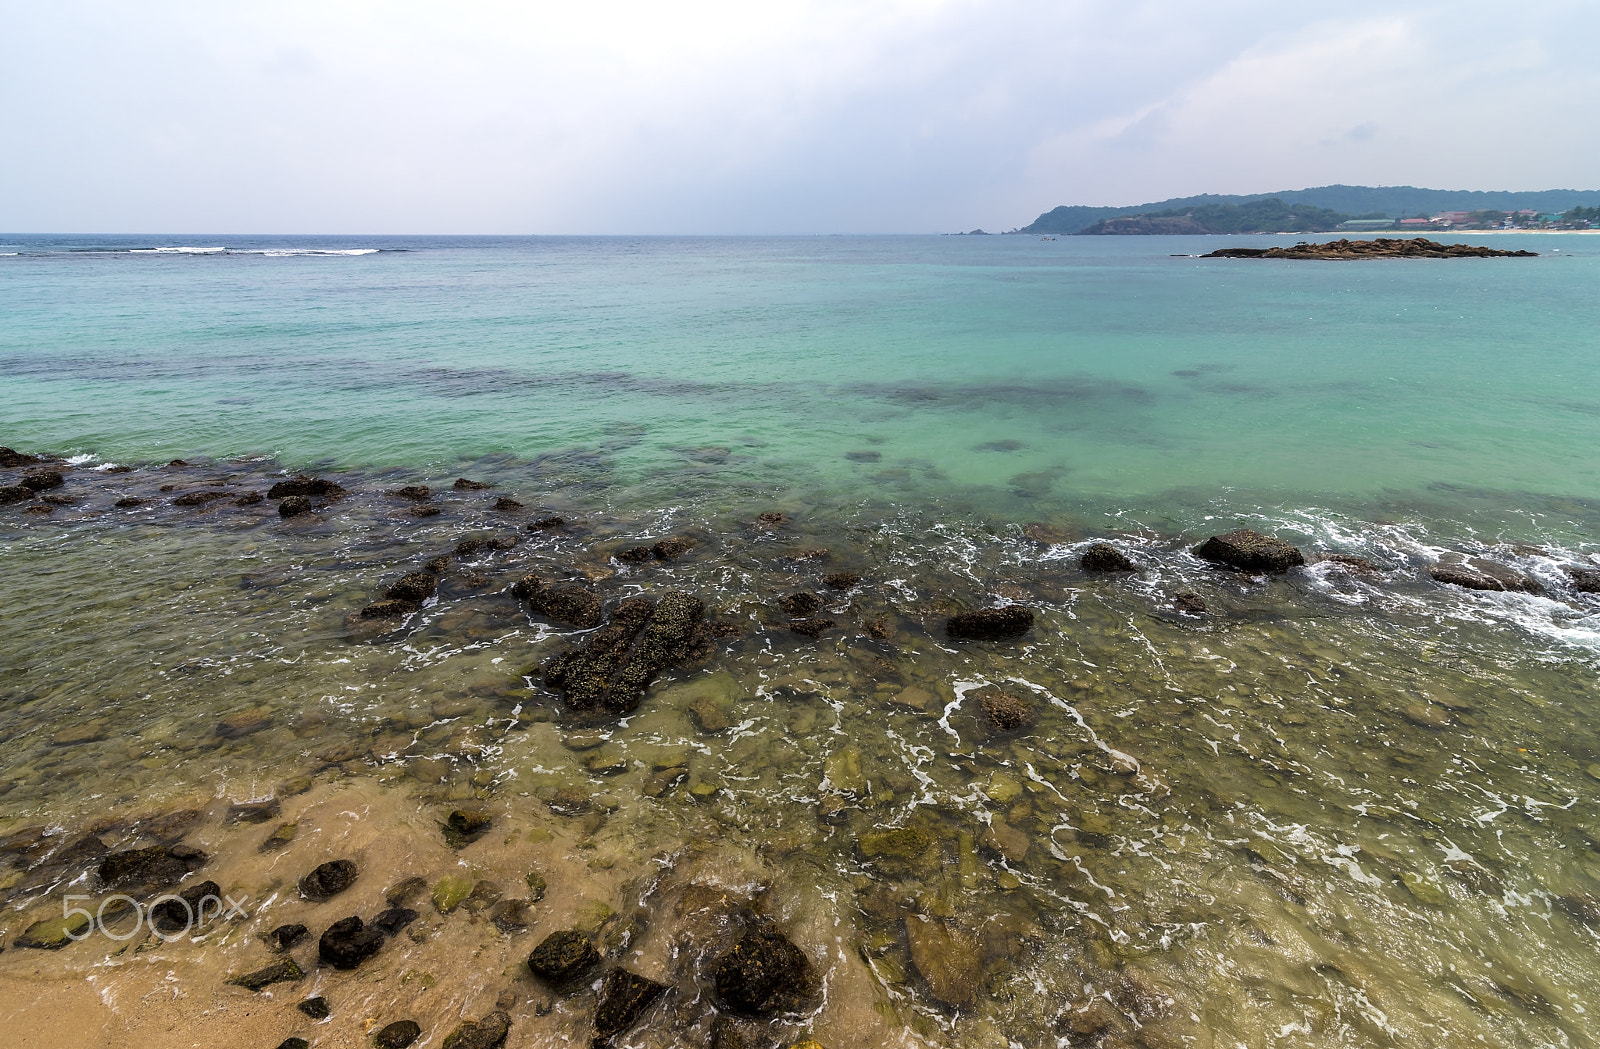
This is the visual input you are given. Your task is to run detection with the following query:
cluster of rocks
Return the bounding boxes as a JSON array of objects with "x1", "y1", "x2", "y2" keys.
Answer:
[
  {"x1": 0, "y1": 446, "x2": 67, "y2": 515},
  {"x1": 526, "y1": 924, "x2": 814, "y2": 1045}
]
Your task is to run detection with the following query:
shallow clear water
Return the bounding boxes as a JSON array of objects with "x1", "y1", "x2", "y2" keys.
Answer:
[{"x1": 1, "y1": 235, "x2": 1598, "y2": 1049}]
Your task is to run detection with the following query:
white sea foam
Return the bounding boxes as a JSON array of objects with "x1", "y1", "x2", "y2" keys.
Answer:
[
  {"x1": 125, "y1": 246, "x2": 378, "y2": 256},
  {"x1": 130, "y1": 246, "x2": 226, "y2": 254}
]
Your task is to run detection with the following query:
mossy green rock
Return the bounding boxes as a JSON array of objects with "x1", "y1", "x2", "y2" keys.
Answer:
[
  {"x1": 858, "y1": 826, "x2": 936, "y2": 875},
  {"x1": 14, "y1": 911, "x2": 92, "y2": 949},
  {"x1": 984, "y1": 771, "x2": 1022, "y2": 805},
  {"x1": 823, "y1": 746, "x2": 866, "y2": 794},
  {"x1": 433, "y1": 874, "x2": 474, "y2": 913}
]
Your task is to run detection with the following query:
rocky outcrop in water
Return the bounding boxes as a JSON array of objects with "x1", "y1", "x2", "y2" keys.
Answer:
[
  {"x1": 947, "y1": 606, "x2": 1034, "y2": 640},
  {"x1": 278, "y1": 495, "x2": 313, "y2": 518},
  {"x1": 712, "y1": 929, "x2": 813, "y2": 1016},
  {"x1": 528, "y1": 930, "x2": 600, "y2": 987},
  {"x1": 594, "y1": 969, "x2": 667, "y2": 1042},
  {"x1": 977, "y1": 685, "x2": 1035, "y2": 731},
  {"x1": 1567, "y1": 566, "x2": 1600, "y2": 593},
  {"x1": 0, "y1": 484, "x2": 33, "y2": 506},
  {"x1": 1202, "y1": 238, "x2": 1537, "y2": 260},
  {"x1": 21, "y1": 469, "x2": 64, "y2": 491},
  {"x1": 0, "y1": 447, "x2": 43, "y2": 467},
  {"x1": 229, "y1": 957, "x2": 305, "y2": 991},
  {"x1": 512, "y1": 574, "x2": 604, "y2": 628},
  {"x1": 318, "y1": 915, "x2": 385, "y2": 969},
  {"x1": 375, "y1": 1020, "x2": 423, "y2": 1049},
  {"x1": 442, "y1": 1010, "x2": 511, "y2": 1049},
  {"x1": 1194, "y1": 530, "x2": 1305, "y2": 572},
  {"x1": 267, "y1": 476, "x2": 346, "y2": 499},
  {"x1": 1081, "y1": 542, "x2": 1137, "y2": 572},
  {"x1": 545, "y1": 592, "x2": 706, "y2": 716},
  {"x1": 443, "y1": 808, "x2": 492, "y2": 848},
  {"x1": 98, "y1": 844, "x2": 206, "y2": 893},
  {"x1": 1429, "y1": 564, "x2": 1540, "y2": 593},
  {"x1": 299, "y1": 859, "x2": 358, "y2": 901}
]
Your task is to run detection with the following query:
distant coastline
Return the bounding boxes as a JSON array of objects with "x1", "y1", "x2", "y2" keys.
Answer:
[{"x1": 1009, "y1": 185, "x2": 1600, "y2": 235}]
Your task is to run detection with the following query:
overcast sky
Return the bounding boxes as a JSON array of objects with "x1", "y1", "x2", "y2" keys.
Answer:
[{"x1": 3, "y1": 1, "x2": 1596, "y2": 234}]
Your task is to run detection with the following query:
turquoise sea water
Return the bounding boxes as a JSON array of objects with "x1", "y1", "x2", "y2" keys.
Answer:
[
  {"x1": 6, "y1": 233, "x2": 1598, "y2": 530},
  {"x1": 3, "y1": 234, "x2": 1600, "y2": 1049}
]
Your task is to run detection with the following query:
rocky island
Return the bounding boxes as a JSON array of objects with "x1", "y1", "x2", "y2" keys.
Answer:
[{"x1": 1200, "y1": 237, "x2": 1538, "y2": 259}]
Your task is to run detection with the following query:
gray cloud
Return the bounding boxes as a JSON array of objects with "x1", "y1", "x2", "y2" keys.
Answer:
[{"x1": 1, "y1": 0, "x2": 1595, "y2": 233}]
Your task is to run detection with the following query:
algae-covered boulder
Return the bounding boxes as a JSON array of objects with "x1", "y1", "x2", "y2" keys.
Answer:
[
  {"x1": 594, "y1": 969, "x2": 667, "y2": 1041},
  {"x1": 527, "y1": 930, "x2": 600, "y2": 987},
  {"x1": 511, "y1": 574, "x2": 604, "y2": 628},
  {"x1": 712, "y1": 929, "x2": 813, "y2": 1016},
  {"x1": 278, "y1": 495, "x2": 313, "y2": 518},
  {"x1": 1080, "y1": 542, "x2": 1137, "y2": 572},
  {"x1": 375, "y1": 1020, "x2": 423, "y2": 1049},
  {"x1": 904, "y1": 916, "x2": 983, "y2": 1007},
  {"x1": 946, "y1": 606, "x2": 1033, "y2": 641},
  {"x1": 1194, "y1": 529, "x2": 1304, "y2": 572},
  {"x1": 14, "y1": 911, "x2": 92, "y2": 949},
  {"x1": 976, "y1": 685, "x2": 1034, "y2": 731},
  {"x1": 433, "y1": 874, "x2": 473, "y2": 913},
  {"x1": 441, "y1": 1010, "x2": 511, "y2": 1049},
  {"x1": 858, "y1": 825, "x2": 937, "y2": 876},
  {"x1": 443, "y1": 807, "x2": 492, "y2": 848},
  {"x1": 98, "y1": 843, "x2": 206, "y2": 892},
  {"x1": 229, "y1": 957, "x2": 305, "y2": 991},
  {"x1": 544, "y1": 591, "x2": 706, "y2": 716}
]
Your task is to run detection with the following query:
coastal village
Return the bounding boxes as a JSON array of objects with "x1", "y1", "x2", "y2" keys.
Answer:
[{"x1": 1340, "y1": 205, "x2": 1598, "y2": 232}]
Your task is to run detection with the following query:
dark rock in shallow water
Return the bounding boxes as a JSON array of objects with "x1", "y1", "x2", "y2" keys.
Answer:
[
  {"x1": 216, "y1": 708, "x2": 272, "y2": 738},
  {"x1": 360, "y1": 598, "x2": 419, "y2": 620},
  {"x1": 319, "y1": 916, "x2": 384, "y2": 969},
  {"x1": 278, "y1": 495, "x2": 313, "y2": 518},
  {"x1": 616, "y1": 545, "x2": 653, "y2": 564},
  {"x1": 493, "y1": 497, "x2": 523, "y2": 511},
  {"x1": 234, "y1": 491, "x2": 263, "y2": 506},
  {"x1": 98, "y1": 844, "x2": 206, "y2": 892},
  {"x1": 386, "y1": 876, "x2": 428, "y2": 907},
  {"x1": 278, "y1": 1040, "x2": 310, "y2": 1049},
  {"x1": 976, "y1": 685, "x2": 1035, "y2": 731},
  {"x1": 385, "y1": 570, "x2": 439, "y2": 604},
  {"x1": 228, "y1": 798, "x2": 281, "y2": 824},
  {"x1": 778, "y1": 591, "x2": 824, "y2": 617},
  {"x1": 1081, "y1": 542, "x2": 1137, "y2": 572},
  {"x1": 593, "y1": 969, "x2": 667, "y2": 1040},
  {"x1": 0, "y1": 484, "x2": 33, "y2": 506},
  {"x1": 391, "y1": 485, "x2": 431, "y2": 501},
  {"x1": 23, "y1": 503, "x2": 52, "y2": 514},
  {"x1": 511, "y1": 574, "x2": 604, "y2": 628},
  {"x1": 453, "y1": 477, "x2": 492, "y2": 490},
  {"x1": 372, "y1": 906, "x2": 418, "y2": 936},
  {"x1": 713, "y1": 929, "x2": 813, "y2": 1016},
  {"x1": 947, "y1": 606, "x2": 1034, "y2": 641},
  {"x1": 1567, "y1": 566, "x2": 1600, "y2": 593},
  {"x1": 1430, "y1": 563, "x2": 1540, "y2": 593},
  {"x1": 1174, "y1": 591, "x2": 1209, "y2": 615},
  {"x1": 113, "y1": 496, "x2": 145, "y2": 508},
  {"x1": 789, "y1": 617, "x2": 835, "y2": 638},
  {"x1": 545, "y1": 591, "x2": 706, "y2": 716},
  {"x1": 268, "y1": 476, "x2": 346, "y2": 499},
  {"x1": 409, "y1": 503, "x2": 441, "y2": 517},
  {"x1": 651, "y1": 535, "x2": 694, "y2": 560},
  {"x1": 443, "y1": 808, "x2": 492, "y2": 848},
  {"x1": 441, "y1": 1010, "x2": 511, "y2": 1049},
  {"x1": 1320, "y1": 553, "x2": 1382, "y2": 573},
  {"x1": 822, "y1": 572, "x2": 860, "y2": 590},
  {"x1": 0, "y1": 447, "x2": 42, "y2": 467},
  {"x1": 297, "y1": 995, "x2": 330, "y2": 1020},
  {"x1": 375, "y1": 1020, "x2": 423, "y2": 1048},
  {"x1": 488, "y1": 898, "x2": 530, "y2": 933},
  {"x1": 456, "y1": 537, "x2": 486, "y2": 556},
  {"x1": 267, "y1": 923, "x2": 309, "y2": 952},
  {"x1": 755, "y1": 510, "x2": 788, "y2": 528},
  {"x1": 229, "y1": 957, "x2": 305, "y2": 991},
  {"x1": 20, "y1": 469, "x2": 64, "y2": 492},
  {"x1": 171, "y1": 490, "x2": 230, "y2": 507},
  {"x1": 1195, "y1": 529, "x2": 1305, "y2": 572},
  {"x1": 150, "y1": 880, "x2": 223, "y2": 934},
  {"x1": 529, "y1": 515, "x2": 566, "y2": 530},
  {"x1": 527, "y1": 930, "x2": 599, "y2": 987},
  {"x1": 299, "y1": 859, "x2": 358, "y2": 901}
]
